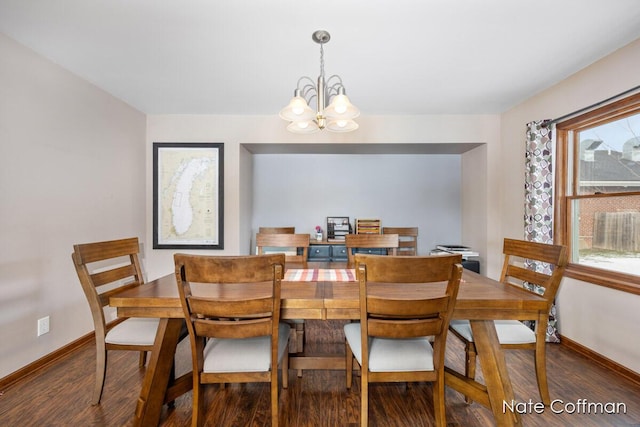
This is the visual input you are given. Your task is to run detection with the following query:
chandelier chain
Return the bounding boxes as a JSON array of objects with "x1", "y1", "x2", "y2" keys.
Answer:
[{"x1": 319, "y1": 43, "x2": 325, "y2": 79}]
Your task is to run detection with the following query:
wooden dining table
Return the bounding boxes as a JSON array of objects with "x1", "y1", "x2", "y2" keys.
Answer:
[{"x1": 109, "y1": 262, "x2": 546, "y2": 427}]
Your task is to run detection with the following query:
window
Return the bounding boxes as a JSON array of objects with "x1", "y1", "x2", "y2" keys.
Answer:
[{"x1": 556, "y1": 93, "x2": 640, "y2": 294}]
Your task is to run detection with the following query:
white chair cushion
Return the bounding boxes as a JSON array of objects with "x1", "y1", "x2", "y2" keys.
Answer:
[
  {"x1": 105, "y1": 317, "x2": 159, "y2": 346},
  {"x1": 202, "y1": 323, "x2": 290, "y2": 373},
  {"x1": 449, "y1": 319, "x2": 536, "y2": 344},
  {"x1": 256, "y1": 246, "x2": 297, "y2": 256},
  {"x1": 344, "y1": 322, "x2": 434, "y2": 372}
]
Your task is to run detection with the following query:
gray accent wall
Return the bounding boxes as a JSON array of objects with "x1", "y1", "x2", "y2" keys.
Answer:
[{"x1": 251, "y1": 153, "x2": 461, "y2": 254}]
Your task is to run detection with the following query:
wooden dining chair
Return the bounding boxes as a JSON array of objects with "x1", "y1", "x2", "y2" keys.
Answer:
[
  {"x1": 383, "y1": 226, "x2": 418, "y2": 255},
  {"x1": 72, "y1": 237, "x2": 159, "y2": 405},
  {"x1": 257, "y1": 232, "x2": 310, "y2": 356},
  {"x1": 254, "y1": 226, "x2": 294, "y2": 254},
  {"x1": 174, "y1": 253, "x2": 290, "y2": 427},
  {"x1": 449, "y1": 238, "x2": 567, "y2": 405},
  {"x1": 256, "y1": 233, "x2": 310, "y2": 267},
  {"x1": 345, "y1": 233, "x2": 399, "y2": 268},
  {"x1": 344, "y1": 254, "x2": 463, "y2": 427}
]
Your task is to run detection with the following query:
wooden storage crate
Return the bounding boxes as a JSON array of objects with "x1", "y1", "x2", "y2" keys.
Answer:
[{"x1": 355, "y1": 219, "x2": 381, "y2": 234}]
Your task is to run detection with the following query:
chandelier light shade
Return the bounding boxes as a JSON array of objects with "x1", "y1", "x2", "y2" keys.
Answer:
[{"x1": 279, "y1": 30, "x2": 359, "y2": 133}]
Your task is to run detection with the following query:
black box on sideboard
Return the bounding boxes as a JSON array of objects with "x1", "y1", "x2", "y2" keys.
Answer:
[
  {"x1": 431, "y1": 245, "x2": 480, "y2": 273},
  {"x1": 461, "y1": 259, "x2": 480, "y2": 273},
  {"x1": 327, "y1": 216, "x2": 351, "y2": 241}
]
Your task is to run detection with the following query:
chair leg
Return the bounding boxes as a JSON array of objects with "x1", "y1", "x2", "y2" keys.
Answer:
[
  {"x1": 92, "y1": 346, "x2": 107, "y2": 405},
  {"x1": 167, "y1": 359, "x2": 177, "y2": 408},
  {"x1": 433, "y1": 375, "x2": 447, "y2": 427},
  {"x1": 534, "y1": 348, "x2": 550, "y2": 406},
  {"x1": 287, "y1": 322, "x2": 305, "y2": 354},
  {"x1": 345, "y1": 341, "x2": 353, "y2": 389},
  {"x1": 360, "y1": 371, "x2": 368, "y2": 427},
  {"x1": 139, "y1": 351, "x2": 147, "y2": 367},
  {"x1": 271, "y1": 370, "x2": 279, "y2": 427},
  {"x1": 532, "y1": 315, "x2": 551, "y2": 405},
  {"x1": 296, "y1": 322, "x2": 305, "y2": 378},
  {"x1": 464, "y1": 342, "x2": 477, "y2": 404},
  {"x1": 288, "y1": 325, "x2": 297, "y2": 353},
  {"x1": 282, "y1": 353, "x2": 289, "y2": 389},
  {"x1": 296, "y1": 322, "x2": 305, "y2": 353},
  {"x1": 192, "y1": 379, "x2": 204, "y2": 427}
]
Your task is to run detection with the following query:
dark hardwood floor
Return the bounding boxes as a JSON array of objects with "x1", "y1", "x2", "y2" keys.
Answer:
[{"x1": 1, "y1": 320, "x2": 640, "y2": 426}]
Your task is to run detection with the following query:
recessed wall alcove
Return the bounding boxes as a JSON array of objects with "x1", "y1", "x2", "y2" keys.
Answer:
[{"x1": 241, "y1": 143, "x2": 485, "y2": 256}]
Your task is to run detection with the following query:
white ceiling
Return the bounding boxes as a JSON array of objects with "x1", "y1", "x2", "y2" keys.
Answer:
[{"x1": 1, "y1": 0, "x2": 640, "y2": 116}]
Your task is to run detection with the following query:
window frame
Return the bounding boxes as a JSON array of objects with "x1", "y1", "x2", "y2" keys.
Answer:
[{"x1": 555, "y1": 92, "x2": 640, "y2": 295}]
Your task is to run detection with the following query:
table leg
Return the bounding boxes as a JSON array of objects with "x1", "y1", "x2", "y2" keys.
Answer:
[
  {"x1": 133, "y1": 318, "x2": 183, "y2": 427},
  {"x1": 469, "y1": 319, "x2": 522, "y2": 427}
]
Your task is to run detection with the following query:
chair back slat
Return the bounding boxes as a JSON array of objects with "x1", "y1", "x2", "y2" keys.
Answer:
[
  {"x1": 256, "y1": 233, "x2": 309, "y2": 249},
  {"x1": 73, "y1": 237, "x2": 140, "y2": 264},
  {"x1": 368, "y1": 295, "x2": 450, "y2": 316},
  {"x1": 398, "y1": 241, "x2": 415, "y2": 249},
  {"x1": 346, "y1": 234, "x2": 399, "y2": 267},
  {"x1": 504, "y1": 264, "x2": 552, "y2": 288},
  {"x1": 90, "y1": 264, "x2": 139, "y2": 287},
  {"x1": 346, "y1": 233, "x2": 399, "y2": 249},
  {"x1": 188, "y1": 296, "x2": 273, "y2": 318},
  {"x1": 355, "y1": 253, "x2": 461, "y2": 283},
  {"x1": 368, "y1": 317, "x2": 444, "y2": 339},
  {"x1": 178, "y1": 254, "x2": 283, "y2": 283},
  {"x1": 194, "y1": 318, "x2": 272, "y2": 339},
  {"x1": 503, "y1": 238, "x2": 566, "y2": 265},
  {"x1": 259, "y1": 227, "x2": 295, "y2": 234}
]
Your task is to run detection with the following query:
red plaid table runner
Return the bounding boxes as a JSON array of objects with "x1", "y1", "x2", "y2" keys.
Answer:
[{"x1": 284, "y1": 269, "x2": 356, "y2": 282}]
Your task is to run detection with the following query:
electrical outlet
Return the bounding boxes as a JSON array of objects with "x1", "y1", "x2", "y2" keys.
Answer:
[{"x1": 37, "y1": 316, "x2": 50, "y2": 336}]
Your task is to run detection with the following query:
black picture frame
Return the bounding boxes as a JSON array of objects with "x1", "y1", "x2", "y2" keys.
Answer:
[{"x1": 153, "y1": 142, "x2": 224, "y2": 249}]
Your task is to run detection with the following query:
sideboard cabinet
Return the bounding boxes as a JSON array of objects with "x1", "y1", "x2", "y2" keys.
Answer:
[
  {"x1": 308, "y1": 240, "x2": 388, "y2": 262},
  {"x1": 308, "y1": 241, "x2": 348, "y2": 262}
]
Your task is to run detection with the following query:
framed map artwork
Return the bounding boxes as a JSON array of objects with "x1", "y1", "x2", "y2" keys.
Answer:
[{"x1": 153, "y1": 142, "x2": 224, "y2": 249}]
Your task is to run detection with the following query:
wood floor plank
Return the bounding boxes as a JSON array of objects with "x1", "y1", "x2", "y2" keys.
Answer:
[{"x1": 1, "y1": 320, "x2": 639, "y2": 426}]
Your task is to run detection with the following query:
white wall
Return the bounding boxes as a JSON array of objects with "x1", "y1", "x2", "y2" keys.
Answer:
[
  {"x1": 0, "y1": 34, "x2": 146, "y2": 378},
  {"x1": 462, "y1": 143, "x2": 494, "y2": 276},
  {"x1": 250, "y1": 153, "x2": 462, "y2": 254},
  {"x1": 500, "y1": 38, "x2": 640, "y2": 374},
  {"x1": 239, "y1": 145, "x2": 255, "y2": 255}
]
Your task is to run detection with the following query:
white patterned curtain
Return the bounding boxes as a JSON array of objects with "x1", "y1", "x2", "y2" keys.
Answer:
[{"x1": 524, "y1": 120, "x2": 560, "y2": 343}]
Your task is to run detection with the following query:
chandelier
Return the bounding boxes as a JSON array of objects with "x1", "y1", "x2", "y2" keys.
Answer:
[{"x1": 279, "y1": 30, "x2": 359, "y2": 134}]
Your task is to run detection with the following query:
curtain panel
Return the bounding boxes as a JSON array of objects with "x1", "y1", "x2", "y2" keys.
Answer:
[{"x1": 524, "y1": 120, "x2": 560, "y2": 343}]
